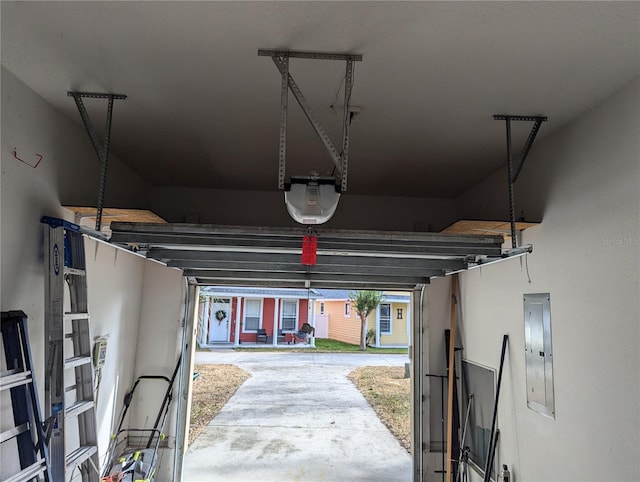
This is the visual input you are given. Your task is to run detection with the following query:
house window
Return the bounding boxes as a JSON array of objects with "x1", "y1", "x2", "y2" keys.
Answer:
[
  {"x1": 320, "y1": 302, "x2": 325, "y2": 314},
  {"x1": 397, "y1": 308, "x2": 403, "y2": 319},
  {"x1": 281, "y1": 300, "x2": 298, "y2": 332},
  {"x1": 380, "y1": 304, "x2": 391, "y2": 334},
  {"x1": 243, "y1": 299, "x2": 261, "y2": 332},
  {"x1": 344, "y1": 303, "x2": 351, "y2": 317}
]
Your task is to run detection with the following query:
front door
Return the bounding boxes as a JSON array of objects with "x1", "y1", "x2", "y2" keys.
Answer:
[{"x1": 209, "y1": 298, "x2": 231, "y2": 343}]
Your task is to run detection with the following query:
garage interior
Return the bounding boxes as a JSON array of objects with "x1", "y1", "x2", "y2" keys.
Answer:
[{"x1": 1, "y1": 2, "x2": 639, "y2": 482}]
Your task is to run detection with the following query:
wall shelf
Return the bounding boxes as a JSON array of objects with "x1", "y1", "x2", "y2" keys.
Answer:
[{"x1": 441, "y1": 219, "x2": 539, "y2": 238}]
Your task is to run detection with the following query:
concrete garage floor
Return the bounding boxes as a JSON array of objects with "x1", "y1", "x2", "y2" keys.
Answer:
[{"x1": 183, "y1": 351, "x2": 413, "y2": 481}]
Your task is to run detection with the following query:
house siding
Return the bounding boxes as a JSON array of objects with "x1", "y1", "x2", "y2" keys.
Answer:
[
  {"x1": 380, "y1": 319, "x2": 409, "y2": 346},
  {"x1": 365, "y1": 301, "x2": 409, "y2": 347},
  {"x1": 321, "y1": 297, "x2": 410, "y2": 347},
  {"x1": 238, "y1": 297, "x2": 260, "y2": 343},
  {"x1": 380, "y1": 302, "x2": 409, "y2": 346},
  {"x1": 325, "y1": 300, "x2": 360, "y2": 345},
  {"x1": 228, "y1": 296, "x2": 309, "y2": 343},
  {"x1": 263, "y1": 298, "x2": 275, "y2": 332}
]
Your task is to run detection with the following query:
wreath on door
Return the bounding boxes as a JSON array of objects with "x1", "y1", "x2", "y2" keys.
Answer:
[{"x1": 215, "y1": 310, "x2": 227, "y2": 324}]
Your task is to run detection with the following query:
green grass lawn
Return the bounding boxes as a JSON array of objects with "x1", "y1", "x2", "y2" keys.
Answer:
[
  {"x1": 233, "y1": 338, "x2": 408, "y2": 354},
  {"x1": 315, "y1": 338, "x2": 408, "y2": 354}
]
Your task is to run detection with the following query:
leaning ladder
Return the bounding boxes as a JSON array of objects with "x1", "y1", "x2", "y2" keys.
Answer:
[
  {"x1": 42, "y1": 216, "x2": 99, "y2": 481},
  {"x1": 1, "y1": 310, "x2": 52, "y2": 481}
]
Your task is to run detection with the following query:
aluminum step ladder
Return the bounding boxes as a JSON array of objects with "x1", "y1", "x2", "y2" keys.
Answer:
[
  {"x1": 42, "y1": 216, "x2": 99, "y2": 482},
  {"x1": 1, "y1": 310, "x2": 52, "y2": 482}
]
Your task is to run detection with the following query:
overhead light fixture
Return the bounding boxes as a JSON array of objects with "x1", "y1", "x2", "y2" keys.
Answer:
[{"x1": 284, "y1": 174, "x2": 340, "y2": 225}]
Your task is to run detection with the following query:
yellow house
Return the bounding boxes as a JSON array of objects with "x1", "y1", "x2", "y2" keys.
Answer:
[{"x1": 312, "y1": 290, "x2": 411, "y2": 348}]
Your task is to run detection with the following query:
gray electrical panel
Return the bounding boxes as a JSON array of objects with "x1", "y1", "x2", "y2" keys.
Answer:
[{"x1": 524, "y1": 293, "x2": 555, "y2": 418}]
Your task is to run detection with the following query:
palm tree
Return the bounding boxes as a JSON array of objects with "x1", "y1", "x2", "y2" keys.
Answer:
[{"x1": 349, "y1": 290, "x2": 384, "y2": 350}]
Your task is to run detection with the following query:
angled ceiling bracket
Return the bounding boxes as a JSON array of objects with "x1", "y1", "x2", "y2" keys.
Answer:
[
  {"x1": 493, "y1": 114, "x2": 547, "y2": 248},
  {"x1": 258, "y1": 49, "x2": 362, "y2": 192},
  {"x1": 68, "y1": 91, "x2": 127, "y2": 231}
]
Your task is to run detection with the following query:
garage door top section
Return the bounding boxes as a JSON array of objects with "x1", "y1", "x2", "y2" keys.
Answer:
[{"x1": 109, "y1": 222, "x2": 505, "y2": 289}]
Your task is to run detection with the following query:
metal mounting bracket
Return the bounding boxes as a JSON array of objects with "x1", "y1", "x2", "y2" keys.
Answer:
[
  {"x1": 68, "y1": 91, "x2": 127, "y2": 231},
  {"x1": 493, "y1": 114, "x2": 547, "y2": 248},
  {"x1": 259, "y1": 49, "x2": 362, "y2": 192}
]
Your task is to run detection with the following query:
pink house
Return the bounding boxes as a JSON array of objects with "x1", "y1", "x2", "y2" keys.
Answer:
[{"x1": 197, "y1": 286, "x2": 318, "y2": 346}]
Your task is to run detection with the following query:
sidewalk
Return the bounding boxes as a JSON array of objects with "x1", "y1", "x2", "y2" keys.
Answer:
[{"x1": 183, "y1": 351, "x2": 413, "y2": 481}]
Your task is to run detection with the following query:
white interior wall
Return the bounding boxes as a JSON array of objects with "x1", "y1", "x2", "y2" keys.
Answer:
[
  {"x1": 1, "y1": 64, "x2": 148, "y2": 389},
  {"x1": 82, "y1": 238, "x2": 146, "y2": 467},
  {"x1": 422, "y1": 77, "x2": 639, "y2": 481},
  {"x1": 420, "y1": 276, "x2": 454, "y2": 481},
  {"x1": 422, "y1": 276, "x2": 453, "y2": 456},
  {"x1": 128, "y1": 260, "x2": 185, "y2": 480},
  {"x1": 1, "y1": 66, "x2": 151, "y2": 310},
  {"x1": 1, "y1": 66, "x2": 183, "y2": 478},
  {"x1": 150, "y1": 186, "x2": 458, "y2": 232}
]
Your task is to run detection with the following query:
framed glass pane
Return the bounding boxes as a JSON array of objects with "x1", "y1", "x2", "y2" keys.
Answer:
[
  {"x1": 246, "y1": 299, "x2": 260, "y2": 316},
  {"x1": 283, "y1": 300, "x2": 296, "y2": 316},
  {"x1": 245, "y1": 316, "x2": 259, "y2": 331},
  {"x1": 282, "y1": 300, "x2": 297, "y2": 331},
  {"x1": 380, "y1": 303, "x2": 391, "y2": 333},
  {"x1": 244, "y1": 299, "x2": 261, "y2": 331}
]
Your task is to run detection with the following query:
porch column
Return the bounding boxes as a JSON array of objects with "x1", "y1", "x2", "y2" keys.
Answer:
[
  {"x1": 375, "y1": 304, "x2": 381, "y2": 348},
  {"x1": 204, "y1": 296, "x2": 212, "y2": 345},
  {"x1": 197, "y1": 299, "x2": 206, "y2": 346},
  {"x1": 309, "y1": 297, "x2": 316, "y2": 347},
  {"x1": 273, "y1": 298, "x2": 279, "y2": 347},
  {"x1": 234, "y1": 296, "x2": 242, "y2": 347},
  {"x1": 407, "y1": 301, "x2": 411, "y2": 345}
]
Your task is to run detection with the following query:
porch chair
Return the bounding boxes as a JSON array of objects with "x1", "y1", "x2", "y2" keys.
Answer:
[
  {"x1": 277, "y1": 330, "x2": 286, "y2": 344},
  {"x1": 256, "y1": 328, "x2": 268, "y2": 343}
]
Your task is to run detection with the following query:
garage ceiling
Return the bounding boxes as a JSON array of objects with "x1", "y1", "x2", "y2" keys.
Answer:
[
  {"x1": 3, "y1": 2, "x2": 638, "y2": 288},
  {"x1": 2, "y1": 2, "x2": 638, "y2": 199}
]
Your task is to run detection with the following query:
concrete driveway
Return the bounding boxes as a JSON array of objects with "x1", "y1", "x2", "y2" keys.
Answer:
[{"x1": 183, "y1": 351, "x2": 413, "y2": 481}]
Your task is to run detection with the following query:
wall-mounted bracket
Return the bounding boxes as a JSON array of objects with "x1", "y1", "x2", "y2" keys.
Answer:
[
  {"x1": 68, "y1": 91, "x2": 127, "y2": 231},
  {"x1": 493, "y1": 114, "x2": 547, "y2": 248},
  {"x1": 259, "y1": 49, "x2": 362, "y2": 192}
]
